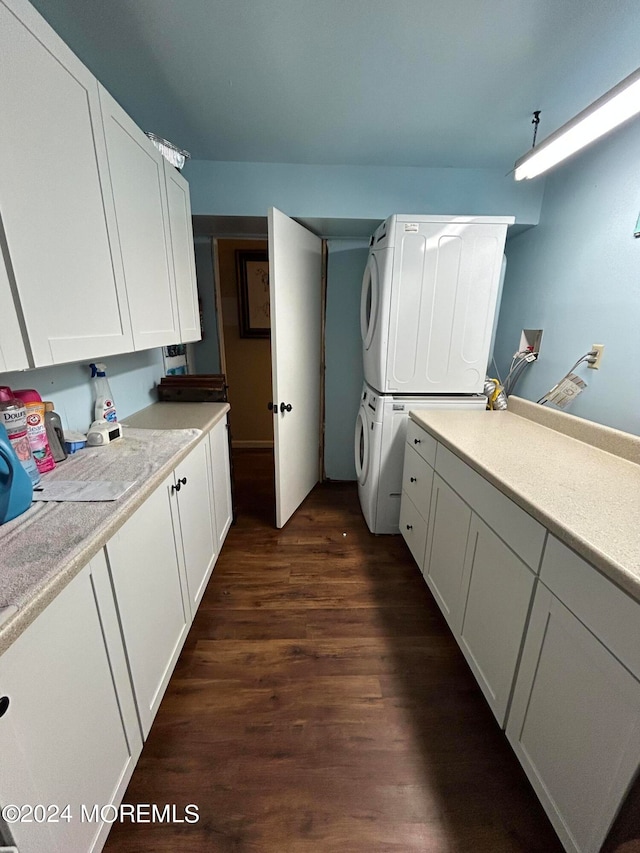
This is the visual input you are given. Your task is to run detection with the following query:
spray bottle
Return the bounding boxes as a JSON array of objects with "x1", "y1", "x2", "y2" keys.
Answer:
[{"x1": 90, "y1": 364, "x2": 117, "y2": 423}]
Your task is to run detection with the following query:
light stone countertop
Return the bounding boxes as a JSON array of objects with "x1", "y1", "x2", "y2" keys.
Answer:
[
  {"x1": 409, "y1": 399, "x2": 640, "y2": 603},
  {"x1": 0, "y1": 402, "x2": 229, "y2": 655}
]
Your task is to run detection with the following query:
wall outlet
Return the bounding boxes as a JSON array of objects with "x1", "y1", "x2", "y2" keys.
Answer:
[
  {"x1": 519, "y1": 328, "x2": 543, "y2": 355},
  {"x1": 588, "y1": 344, "x2": 605, "y2": 369}
]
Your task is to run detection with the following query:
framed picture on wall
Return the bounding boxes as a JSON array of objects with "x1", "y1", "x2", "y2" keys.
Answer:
[{"x1": 236, "y1": 250, "x2": 270, "y2": 338}]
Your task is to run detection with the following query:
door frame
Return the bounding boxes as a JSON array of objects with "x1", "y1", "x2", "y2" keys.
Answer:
[
  {"x1": 210, "y1": 237, "x2": 227, "y2": 378},
  {"x1": 319, "y1": 239, "x2": 328, "y2": 481}
]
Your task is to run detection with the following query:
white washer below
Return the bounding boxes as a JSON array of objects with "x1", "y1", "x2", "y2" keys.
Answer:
[{"x1": 355, "y1": 382, "x2": 485, "y2": 534}]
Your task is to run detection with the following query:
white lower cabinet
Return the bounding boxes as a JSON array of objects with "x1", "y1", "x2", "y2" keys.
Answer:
[
  {"x1": 400, "y1": 441, "x2": 433, "y2": 568},
  {"x1": 105, "y1": 433, "x2": 226, "y2": 736},
  {"x1": 401, "y1": 428, "x2": 543, "y2": 727},
  {"x1": 420, "y1": 471, "x2": 536, "y2": 727},
  {"x1": 0, "y1": 420, "x2": 232, "y2": 852},
  {"x1": 507, "y1": 539, "x2": 640, "y2": 853},
  {"x1": 399, "y1": 423, "x2": 640, "y2": 853},
  {"x1": 209, "y1": 414, "x2": 233, "y2": 548},
  {"x1": 457, "y1": 515, "x2": 535, "y2": 724},
  {"x1": 170, "y1": 438, "x2": 217, "y2": 617},
  {"x1": 106, "y1": 472, "x2": 189, "y2": 738},
  {"x1": 0, "y1": 552, "x2": 141, "y2": 853},
  {"x1": 424, "y1": 473, "x2": 472, "y2": 628}
]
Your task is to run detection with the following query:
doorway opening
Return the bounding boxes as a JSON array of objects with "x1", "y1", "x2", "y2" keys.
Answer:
[
  {"x1": 210, "y1": 235, "x2": 275, "y2": 526},
  {"x1": 214, "y1": 237, "x2": 274, "y2": 452},
  {"x1": 191, "y1": 213, "x2": 331, "y2": 529}
]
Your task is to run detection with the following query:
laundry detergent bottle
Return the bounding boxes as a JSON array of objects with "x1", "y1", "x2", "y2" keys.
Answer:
[
  {"x1": 0, "y1": 421, "x2": 33, "y2": 524},
  {"x1": 0, "y1": 386, "x2": 40, "y2": 485},
  {"x1": 90, "y1": 363, "x2": 117, "y2": 423}
]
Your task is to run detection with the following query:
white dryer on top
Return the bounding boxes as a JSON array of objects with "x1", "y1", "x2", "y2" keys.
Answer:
[{"x1": 361, "y1": 214, "x2": 514, "y2": 395}]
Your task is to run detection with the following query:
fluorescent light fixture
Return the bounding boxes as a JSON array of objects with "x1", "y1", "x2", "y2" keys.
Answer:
[{"x1": 514, "y1": 67, "x2": 640, "y2": 180}]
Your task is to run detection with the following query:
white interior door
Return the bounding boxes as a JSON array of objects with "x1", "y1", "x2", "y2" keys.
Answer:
[{"x1": 268, "y1": 208, "x2": 323, "y2": 528}]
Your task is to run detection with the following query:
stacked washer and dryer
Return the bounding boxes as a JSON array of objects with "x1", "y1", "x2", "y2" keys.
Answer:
[{"x1": 355, "y1": 213, "x2": 514, "y2": 534}]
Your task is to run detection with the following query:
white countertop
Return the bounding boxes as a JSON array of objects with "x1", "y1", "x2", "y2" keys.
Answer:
[
  {"x1": 0, "y1": 402, "x2": 229, "y2": 655},
  {"x1": 409, "y1": 400, "x2": 640, "y2": 602}
]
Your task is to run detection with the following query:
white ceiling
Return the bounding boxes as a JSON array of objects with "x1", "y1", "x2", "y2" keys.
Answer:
[{"x1": 31, "y1": 0, "x2": 640, "y2": 170}]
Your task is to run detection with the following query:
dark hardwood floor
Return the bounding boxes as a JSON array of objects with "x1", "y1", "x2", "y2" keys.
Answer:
[{"x1": 104, "y1": 448, "x2": 563, "y2": 853}]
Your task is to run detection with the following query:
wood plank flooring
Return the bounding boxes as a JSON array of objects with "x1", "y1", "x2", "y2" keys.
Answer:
[{"x1": 104, "y1": 449, "x2": 563, "y2": 853}]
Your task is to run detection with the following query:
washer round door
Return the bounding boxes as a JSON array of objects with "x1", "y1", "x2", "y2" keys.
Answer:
[
  {"x1": 354, "y1": 405, "x2": 370, "y2": 487},
  {"x1": 360, "y1": 252, "x2": 379, "y2": 351}
]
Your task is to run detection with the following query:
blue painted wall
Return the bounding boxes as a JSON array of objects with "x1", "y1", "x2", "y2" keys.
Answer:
[
  {"x1": 324, "y1": 241, "x2": 368, "y2": 480},
  {"x1": 183, "y1": 161, "x2": 544, "y2": 226},
  {"x1": 192, "y1": 237, "x2": 221, "y2": 375},
  {"x1": 0, "y1": 349, "x2": 164, "y2": 435},
  {"x1": 494, "y1": 117, "x2": 640, "y2": 435}
]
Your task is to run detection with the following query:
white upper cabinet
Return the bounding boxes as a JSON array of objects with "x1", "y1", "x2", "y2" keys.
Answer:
[
  {"x1": 164, "y1": 159, "x2": 201, "y2": 342},
  {"x1": 98, "y1": 84, "x2": 179, "y2": 351},
  {"x1": 0, "y1": 0, "x2": 133, "y2": 366},
  {"x1": 0, "y1": 242, "x2": 29, "y2": 371}
]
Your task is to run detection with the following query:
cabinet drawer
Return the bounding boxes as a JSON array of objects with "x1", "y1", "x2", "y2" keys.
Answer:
[
  {"x1": 435, "y1": 444, "x2": 546, "y2": 571},
  {"x1": 406, "y1": 420, "x2": 437, "y2": 467},
  {"x1": 401, "y1": 443, "x2": 434, "y2": 522},
  {"x1": 541, "y1": 536, "x2": 640, "y2": 678},
  {"x1": 400, "y1": 492, "x2": 428, "y2": 569}
]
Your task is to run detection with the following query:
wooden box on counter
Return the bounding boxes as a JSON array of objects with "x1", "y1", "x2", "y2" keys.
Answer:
[{"x1": 157, "y1": 374, "x2": 228, "y2": 403}]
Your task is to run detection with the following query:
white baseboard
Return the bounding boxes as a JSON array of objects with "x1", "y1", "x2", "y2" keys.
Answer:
[{"x1": 231, "y1": 440, "x2": 274, "y2": 449}]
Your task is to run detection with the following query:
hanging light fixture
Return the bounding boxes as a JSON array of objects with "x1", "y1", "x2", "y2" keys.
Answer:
[{"x1": 514, "y1": 67, "x2": 640, "y2": 180}]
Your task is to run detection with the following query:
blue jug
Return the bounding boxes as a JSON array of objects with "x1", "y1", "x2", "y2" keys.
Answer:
[{"x1": 0, "y1": 422, "x2": 33, "y2": 525}]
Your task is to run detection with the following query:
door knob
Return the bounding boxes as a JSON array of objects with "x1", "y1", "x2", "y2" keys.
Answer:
[
  {"x1": 0, "y1": 696, "x2": 9, "y2": 718},
  {"x1": 410, "y1": 477, "x2": 417, "y2": 482},
  {"x1": 280, "y1": 402, "x2": 292, "y2": 413},
  {"x1": 406, "y1": 524, "x2": 413, "y2": 531},
  {"x1": 268, "y1": 402, "x2": 276, "y2": 411}
]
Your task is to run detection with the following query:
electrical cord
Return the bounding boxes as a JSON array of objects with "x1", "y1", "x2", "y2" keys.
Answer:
[
  {"x1": 503, "y1": 349, "x2": 536, "y2": 396},
  {"x1": 536, "y1": 351, "x2": 597, "y2": 405},
  {"x1": 504, "y1": 356, "x2": 531, "y2": 395}
]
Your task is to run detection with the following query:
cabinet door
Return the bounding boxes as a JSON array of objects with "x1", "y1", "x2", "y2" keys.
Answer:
[
  {"x1": 0, "y1": 241, "x2": 29, "y2": 371},
  {"x1": 424, "y1": 473, "x2": 471, "y2": 630},
  {"x1": 164, "y1": 159, "x2": 201, "y2": 342},
  {"x1": 457, "y1": 515, "x2": 535, "y2": 725},
  {"x1": 399, "y1": 491, "x2": 428, "y2": 568},
  {"x1": 98, "y1": 84, "x2": 179, "y2": 351},
  {"x1": 209, "y1": 415, "x2": 233, "y2": 548},
  {"x1": 0, "y1": 0, "x2": 133, "y2": 366},
  {"x1": 172, "y1": 439, "x2": 217, "y2": 615},
  {"x1": 507, "y1": 586, "x2": 640, "y2": 853},
  {"x1": 401, "y1": 442, "x2": 434, "y2": 521},
  {"x1": 0, "y1": 557, "x2": 137, "y2": 853},
  {"x1": 106, "y1": 474, "x2": 189, "y2": 737}
]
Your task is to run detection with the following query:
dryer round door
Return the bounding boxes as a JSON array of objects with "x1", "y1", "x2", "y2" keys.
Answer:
[
  {"x1": 354, "y1": 406, "x2": 370, "y2": 487},
  {"x1": 360, "y1": 253, "x2": 379, "y2": 351}
]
